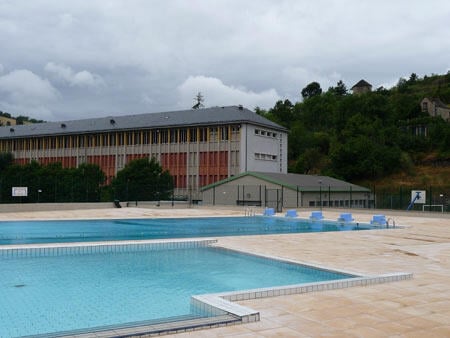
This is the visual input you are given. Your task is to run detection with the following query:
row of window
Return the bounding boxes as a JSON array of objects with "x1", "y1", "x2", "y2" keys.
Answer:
[
  {"x1": 0, "y1": 126, "x2": 241, "y2": 151},
  {"x1": 309, "y1": 199, "x2": 369, "y2": 207},
  {"x1": 254, "y1": 152, "x2": 277, "y2": 161},
  {"x1": 254, "y1": 128, "x2": 277, "y2": 138}
]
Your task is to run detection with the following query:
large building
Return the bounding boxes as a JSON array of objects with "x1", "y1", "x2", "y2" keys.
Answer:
[{"x1": 0, "y1": 106, "x2": 288, "y2": 197}]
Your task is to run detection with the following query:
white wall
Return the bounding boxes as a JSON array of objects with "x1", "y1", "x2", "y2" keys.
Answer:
[{"x1": 240, "y1": 123, "x2": 287, "y2": 174}]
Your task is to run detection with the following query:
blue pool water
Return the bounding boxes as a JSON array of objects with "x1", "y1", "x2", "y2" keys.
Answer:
[
  {"x1": 0, "y1": 216, "x2": 374, "y2": 245},
  {"x1": 0, "y1": 244, "x2": 353, "y2": 337}
]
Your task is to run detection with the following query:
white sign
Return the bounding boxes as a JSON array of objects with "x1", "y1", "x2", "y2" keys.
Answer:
[
  {"x1": 12, "y1": 187, "x2": 28, "y2": 197},
  {"x1": 411, "y1": 190, "x2": 426, "y2": 204}
]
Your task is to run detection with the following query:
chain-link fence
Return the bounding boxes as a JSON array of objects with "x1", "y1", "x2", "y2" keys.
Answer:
[
  {"x1": 373, "y1": 186, "x2": 449, "y2": 212},
  {"x1": 203, "y1": 184, "x2": 449, "y2": 213}
]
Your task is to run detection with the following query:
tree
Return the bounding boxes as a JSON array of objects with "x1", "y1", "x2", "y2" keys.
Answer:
[
  {"x1": 301, "y1": 82, "x2": 322, "y2": 99},
  {"x1": 267, "y1": 99, "x2": 294, "y2": 127},
  {"x1": 254, "y1": 106, "x2": 267, "y2": 116},
  {"x1": 328, "y1": 80, "x2": 347, "y2": 96},
  {"x1": 192, "y1": 92, "x2": 204, "y2": 109},
  {"x1": 0, "y1": 152, "x2": 14, "y2": 172},
  {"x1": 112, "y1": 157, "x2": 173, "y2": 201},
  {"x1": 408, "y1": 73, "x2": 419, "y2": 83}
]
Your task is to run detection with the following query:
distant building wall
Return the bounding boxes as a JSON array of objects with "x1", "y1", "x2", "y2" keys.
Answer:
[
  {"x1": 421, "y1": 98, "x2": 450, "y2": 121},
  {"x1": 0, "y1": 107, "x2": 288, "y2": 198}
]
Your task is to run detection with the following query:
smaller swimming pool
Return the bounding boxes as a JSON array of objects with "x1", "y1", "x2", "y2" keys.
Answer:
[
  {"x1": 0, "y1": 216, "x2": 380, "y2": 245},
  {"x1": 0, "y1": 241, "x2": 355, "y2": 337}
]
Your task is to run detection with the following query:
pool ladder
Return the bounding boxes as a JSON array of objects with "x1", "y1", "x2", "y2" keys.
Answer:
[
  {"x1": 245, "y1": 207, "x2": 256, "y2": 217},
  {"x1": 386, "y1": 218, "x2": 396, "y2": 228}
]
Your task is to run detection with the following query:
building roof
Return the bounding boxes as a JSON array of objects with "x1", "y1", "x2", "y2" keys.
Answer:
[
  {"x1": 201, "y1": 171, "x2": 370, "y2": 192},
  {"x1": 425, "y1": 97, "x2": 450, "y2": 109},
  {"x1": 0, "y1": 106, "x2": 287, "y2": 139},
  {"x1": 351, "y1": 79, "x2": 372, "y2": 89}
]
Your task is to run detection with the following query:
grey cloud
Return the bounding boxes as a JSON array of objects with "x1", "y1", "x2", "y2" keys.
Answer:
[
  {"x1": 0, "y1": 1, "x2": 449, "y2": 120},
  {"x1": 44, "y1": 62, "x2": 105, "y2": 88}
]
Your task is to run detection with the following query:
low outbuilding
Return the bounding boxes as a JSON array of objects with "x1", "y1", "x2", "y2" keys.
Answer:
[{"x1": 200, "y1": 171, "x2": 372, "y2": 211}]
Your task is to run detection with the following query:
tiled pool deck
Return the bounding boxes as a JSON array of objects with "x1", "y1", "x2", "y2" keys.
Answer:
[{"x1": 1, "y1": 207, "x2": 449, "y2": 337}]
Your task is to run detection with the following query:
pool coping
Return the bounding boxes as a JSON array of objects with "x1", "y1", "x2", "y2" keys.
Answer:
[{"x1": 2, "y1": 239, "x2": 413, "y2": 337}]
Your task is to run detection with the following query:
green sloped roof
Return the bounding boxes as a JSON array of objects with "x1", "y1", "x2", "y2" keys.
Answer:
[{"x1": 201, "y1": 171, "x2": 370, "y2": 192}]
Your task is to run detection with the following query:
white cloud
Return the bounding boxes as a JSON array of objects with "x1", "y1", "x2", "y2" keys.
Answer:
[
  {"x1": 0, "y1": 64, "x2": 3, "y2": 74},
  {"x1": 59, "y1": 13, "x2": 76, "y2": 28},
  {"x1": 0, "y1": 69, "x2": 59, "y2": 103},
  {"x1": 177, "y1": 76, "x2": 281, "y2": 110},
  {"x1": 0, "y1": 69, "x2": 59, "y2": 119},
  {"x1": 44, "y1": 62, "x2": 105, "y2": 87}
]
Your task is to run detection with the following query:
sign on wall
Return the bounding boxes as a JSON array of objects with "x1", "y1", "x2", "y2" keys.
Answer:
[
  {"x1": 411, "y1": 190, "x2": 426, "y2": 204},
  {"x1": 12, "y1": 187, "x2": 28, "y2": 197}
]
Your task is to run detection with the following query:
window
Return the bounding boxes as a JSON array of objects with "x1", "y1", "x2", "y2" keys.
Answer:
[
  {"x1": 255, "y1": 152, "x2": 277, "y2": 161},
  {"x1": 199, "y1": 128, "x2": 207, "y2": 142},
  {"x1": 220, "y1": 127, "x2": 229, "y2": 141},
  {"x1": 170, "y1": 129, "x2": 177, "y2": 143},
  {"x1": 134, "y1": 132, "x2": 141, "y2": 145},
  {"x1": 160, "y1": 130, "x2": 168, "y2": 143},
  {"x1": 209, "y1": 127, "x2": 218, "y2": 142},
  {"x1": 179, "y1": 128, "x2": 187, "y2": 143},
  {"x1": 189, "y1": 128, "x2": 197, "y2": 142},
  {"x1": 151, "y1": 130, "x2": 158, "y2": 144},
  {"x1": 117, "y1": 132, "x2": 124, "y2": 146},
  {"x1": 254, "y1": 129, "x2": 260, "y2": 135}
]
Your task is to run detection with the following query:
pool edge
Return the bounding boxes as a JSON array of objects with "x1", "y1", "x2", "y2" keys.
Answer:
[{"x1": 50, "y1": 240, "x2": 413, "y2": 338}]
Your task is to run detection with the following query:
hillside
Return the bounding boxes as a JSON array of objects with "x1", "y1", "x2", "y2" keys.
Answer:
[
  {"x1": 258, "y1": 72, "x2": 450, "y2": 188},
  {"x1": 356, "y1": 165, "x2": 450, "y2": 190}
]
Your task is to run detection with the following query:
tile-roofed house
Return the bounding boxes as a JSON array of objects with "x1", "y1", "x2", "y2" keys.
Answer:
[
  {"x1": 421, "y1": 98, "x2": 450, "y2": 121},
  {"x1": 351, "y1": 80, "x2": 372, "y2": 94}
]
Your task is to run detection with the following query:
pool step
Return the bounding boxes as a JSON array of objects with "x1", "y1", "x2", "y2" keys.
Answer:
[{"x1": 60, "y1": 314, "x2": 241, "y2": 337}]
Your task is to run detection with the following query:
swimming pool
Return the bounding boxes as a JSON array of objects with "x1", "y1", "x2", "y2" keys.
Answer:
[
  {"x1": 0, "y1": 241, "x2": 355, "y2": 337},
  {"x1": 0, "y1": 216, "x2": 377, "y2": 245}
]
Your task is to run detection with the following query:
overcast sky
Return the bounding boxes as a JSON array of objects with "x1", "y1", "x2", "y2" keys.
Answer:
[{"x1": 0, "y1": 1, "x2": 449, "y2": 121}]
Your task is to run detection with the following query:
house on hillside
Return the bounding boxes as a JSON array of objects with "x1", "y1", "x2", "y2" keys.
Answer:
[
  {"x1": 421, "y1": 97, "x2": 450, "y2": 122},
  {"x1": 351, "y1": 80, "x2": 372, "y2": 94}
]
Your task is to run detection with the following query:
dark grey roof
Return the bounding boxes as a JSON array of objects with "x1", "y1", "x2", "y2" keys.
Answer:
[
  {"x1": 429, "y1": 97, "x2": 450, "y2": 109},
  {"x1": 351, "y1": 79, "x2": 372, "y2": 89},
  {"x1": 0, "y1": 106, "x2": 287, "y2": 139},
  {"x1": 202, "y1": 171, "x2": 370, "y2": 192}
]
